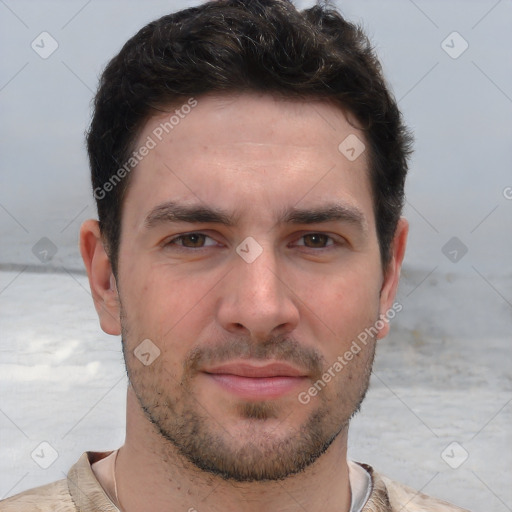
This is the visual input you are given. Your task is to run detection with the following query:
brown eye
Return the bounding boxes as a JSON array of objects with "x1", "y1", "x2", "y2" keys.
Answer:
[
  {"x1": 302, "y1": 233, "x2": 332, "y2": 248},
  {"x1": 178, "y1": 233, "x2": 207, "y2": 247},
  {"x1": 181, "y1": 233, "x2": 206, "y2": 247},
  {"x1": 165, "y1": 233, "x2": 218, "y2": 249}
]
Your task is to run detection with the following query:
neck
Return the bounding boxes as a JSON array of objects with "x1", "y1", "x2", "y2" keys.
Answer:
[{"x1": 115, "y1": 387, "x2": 351, "y2": 512}]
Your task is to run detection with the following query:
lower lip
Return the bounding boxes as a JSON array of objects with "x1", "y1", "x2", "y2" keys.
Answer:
[{"x1": 205, "y1": 373, "x2": 307, "y2": 400}]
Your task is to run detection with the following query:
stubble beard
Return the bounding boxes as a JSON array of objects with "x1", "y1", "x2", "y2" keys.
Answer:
[{"x1": 121, "y1": 320, "x2": 376, "y2": 482}]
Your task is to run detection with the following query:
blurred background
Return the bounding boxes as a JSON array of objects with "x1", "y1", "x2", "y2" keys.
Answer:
[{"x1": 0, "y1": 1, "x2": 511, "y2": 510}]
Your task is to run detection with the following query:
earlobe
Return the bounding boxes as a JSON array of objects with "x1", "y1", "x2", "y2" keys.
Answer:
[
  {"x1": 79, "y1": 219, "x2": 121, "y2": 335},
  {"x1": 376, "y1": 217, "x2": 409, "y2": 340}
]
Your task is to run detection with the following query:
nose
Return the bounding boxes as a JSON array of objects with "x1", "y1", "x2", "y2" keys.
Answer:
[{"x1": 216, "y1": 243, "x2": 300, "y2": 341}]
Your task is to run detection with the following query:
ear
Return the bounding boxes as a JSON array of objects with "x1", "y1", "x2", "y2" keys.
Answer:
[
  {"x1": 79, "y1": 219, "x2": 121, "y2": 335},
  {"x1": 376, "y1": 217, "x2": 408, "y2": 340}
]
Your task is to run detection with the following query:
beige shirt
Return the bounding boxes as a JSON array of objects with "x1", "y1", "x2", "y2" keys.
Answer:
[{"x1": 0, "y1": 452, "x2": 470, "y2": 512}]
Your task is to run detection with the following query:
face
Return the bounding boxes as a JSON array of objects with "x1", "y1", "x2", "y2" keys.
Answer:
[{"x1": 108, "y1": 93, "x2": 402, "y2": 481}]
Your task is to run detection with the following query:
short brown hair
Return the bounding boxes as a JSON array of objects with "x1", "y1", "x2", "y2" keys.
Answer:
[{"x1": 87, "y1": 0, "x2": 413, "y2": 275}]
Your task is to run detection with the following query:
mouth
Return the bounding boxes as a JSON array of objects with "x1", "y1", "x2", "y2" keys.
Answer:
[{"x1": 202, "y1": 361, "x2": 309, "y2": 400}]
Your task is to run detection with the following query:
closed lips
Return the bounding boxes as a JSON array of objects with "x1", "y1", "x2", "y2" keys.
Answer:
[{"x1": 203, "y1": 362, "x2": 307, "y2": 378}]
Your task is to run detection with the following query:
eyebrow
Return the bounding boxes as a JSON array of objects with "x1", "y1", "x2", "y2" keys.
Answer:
[
  {"x1": 279, "y1": 204, "x2": 365, "y2": 228},
  {"x1": 144, "y1": 202, "x2": 237, "y2": 229},
  {"x1": 144, "y1": 201, "x2": 367, "y2": 231}
]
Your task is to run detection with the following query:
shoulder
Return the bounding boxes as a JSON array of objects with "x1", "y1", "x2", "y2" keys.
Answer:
[
  {"x1": 0, "y1": 451, "x2": 117, "y2": 512},
  {"x1": 367, "y1": 466, "x2": 470, "y2": 512},
  {"x1": 0, "y1": 479, "x2": 76, "y2": 512}
]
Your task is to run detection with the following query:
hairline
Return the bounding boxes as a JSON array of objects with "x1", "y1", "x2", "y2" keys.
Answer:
[{"x1": 107, "y1": 93, "x2": 391, "y2": 276}]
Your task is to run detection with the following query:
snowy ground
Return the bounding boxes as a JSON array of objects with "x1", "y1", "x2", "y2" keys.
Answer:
[{"x1": 0, "y1": 267, "x2": 510, "y2": 512}]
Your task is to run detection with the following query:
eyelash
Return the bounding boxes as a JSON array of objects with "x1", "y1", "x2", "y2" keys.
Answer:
[
  {"x1": 163, "y1": 232, "x2": 342, "y2": 251},
  {"x1": 164, "y1": 233, "x2": 220, "y2": 249}
]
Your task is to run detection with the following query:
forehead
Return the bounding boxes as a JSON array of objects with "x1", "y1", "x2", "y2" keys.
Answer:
[
  {"x1": 123, "y1": 92, "x2": 374, "y2": 230},
  {"x1": 143, "y1": 93, "x2": 365, "y2": 157}
]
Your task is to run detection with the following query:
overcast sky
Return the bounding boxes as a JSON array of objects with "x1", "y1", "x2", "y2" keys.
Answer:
[{"x1": 1, "y1": 0, "x2": 511, "y2": 276}]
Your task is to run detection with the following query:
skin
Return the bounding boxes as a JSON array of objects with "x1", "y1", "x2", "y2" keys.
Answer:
[{"x1": 80, "y1": 92, "x2": 408, "y2": 512}]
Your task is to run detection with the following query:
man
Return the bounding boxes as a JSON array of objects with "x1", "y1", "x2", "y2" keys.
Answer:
[{"x1": 1, "y1": 1, "x2": 469, "y2": 511}]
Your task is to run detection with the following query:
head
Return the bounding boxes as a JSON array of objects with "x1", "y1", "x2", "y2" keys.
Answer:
[{"x1": 81, "y1": 0, "x2": 411, "y2": 482}]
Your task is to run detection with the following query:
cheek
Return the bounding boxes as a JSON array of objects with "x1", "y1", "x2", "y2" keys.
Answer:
[
  {"x1": 310, "y1": 271, "x2": 382, "y2": 353},
  {"x1": 119, "y1": 265, "x2": 212, "y2": 359},
  {"x1": 316, "y1": 262, "x2": 381, "y2": 310}
]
